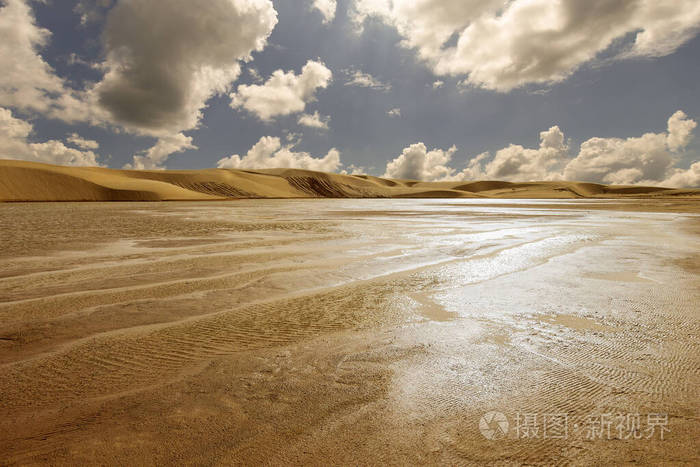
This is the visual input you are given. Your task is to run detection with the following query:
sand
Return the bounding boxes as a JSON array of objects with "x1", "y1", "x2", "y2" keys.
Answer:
[
  {"x1": 0, "y1": 199, "x2": 698, "y2": 465},
  {"x1": 2, "y1": 159, "x2": 700, "y2": 202}
]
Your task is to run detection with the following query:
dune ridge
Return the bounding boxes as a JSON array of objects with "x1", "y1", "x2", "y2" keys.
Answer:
[{"x1": 1, "y1": 159, "x2": 698, "y2": 202}]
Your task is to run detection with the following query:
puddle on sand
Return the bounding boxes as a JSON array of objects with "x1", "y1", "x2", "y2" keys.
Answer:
[{"x1": 409, "y1": 292, "x2": 459, "y2": 322}]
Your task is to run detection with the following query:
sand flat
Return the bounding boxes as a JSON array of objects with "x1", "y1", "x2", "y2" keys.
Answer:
[{"x1": 0, "y1": 199, "x2": 698, "y2": 465}]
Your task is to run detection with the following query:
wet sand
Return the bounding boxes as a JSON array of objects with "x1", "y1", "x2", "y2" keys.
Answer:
[{"x1": 0, "y1": 199, "x2": 698, "y2": 465}]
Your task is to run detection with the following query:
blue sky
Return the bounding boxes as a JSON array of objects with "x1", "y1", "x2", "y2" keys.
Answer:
[{"x1": 1, "y1": 0, "x2": 699, "y2": 187}]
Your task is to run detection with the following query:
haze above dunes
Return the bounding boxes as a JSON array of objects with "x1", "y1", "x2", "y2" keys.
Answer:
[{"x1": 2, "y1": 160, "x2": 699, "y2": 202}]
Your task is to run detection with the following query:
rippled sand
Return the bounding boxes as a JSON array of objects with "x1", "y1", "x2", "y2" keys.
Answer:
[{"x1": 0, "y1": 200, "x2": 698, "y2": 465}]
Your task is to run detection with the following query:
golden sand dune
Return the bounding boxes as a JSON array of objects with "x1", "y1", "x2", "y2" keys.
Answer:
[{"x1": 2, "y1": 159, "x2": 698, "y2": 201}]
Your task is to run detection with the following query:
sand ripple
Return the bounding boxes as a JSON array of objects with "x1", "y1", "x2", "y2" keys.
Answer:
[{"x1": 0, "y1": 200, "x2": 698, "y2": 465}]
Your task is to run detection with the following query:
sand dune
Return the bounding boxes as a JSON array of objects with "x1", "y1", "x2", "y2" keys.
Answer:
[{"x1": 1, "y1": 160, "x2": 698, "y2": 201}]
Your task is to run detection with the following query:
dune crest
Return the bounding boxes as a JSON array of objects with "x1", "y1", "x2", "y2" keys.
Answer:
[{"x1": 1, "y1": 160, "x2": 697, "y2": 202}]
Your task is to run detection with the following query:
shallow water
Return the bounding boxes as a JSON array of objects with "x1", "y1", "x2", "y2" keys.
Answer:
[{"x1": 1, "y1": 200, "x2": 698, "y2": 464}]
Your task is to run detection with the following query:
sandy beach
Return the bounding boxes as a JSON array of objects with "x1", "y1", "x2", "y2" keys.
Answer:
[{"x1": 0, "y1": 199, "x2": 698, "y2": 465}]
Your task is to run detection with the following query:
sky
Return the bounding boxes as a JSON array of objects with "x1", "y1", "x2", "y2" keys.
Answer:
[{"x1": 1, "y1": 0, "x2": 700, "y2": 187}]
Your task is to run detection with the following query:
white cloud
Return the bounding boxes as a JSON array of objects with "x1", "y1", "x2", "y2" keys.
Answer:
[
  {"x1": 217, "y1": 136, "x2": 341, "y2": 172},
  {"x1": 387, "y1": 108, "x2": 401, "y2": 117},
  {"x1": 666, "y1": 110, "x2": 697, "y2": 151},
  {"x1": 66, "y1": 133, "x2": 99, "y2": 150},
  {"x1": 0, "y1": 0, "x2": 85, "y2": 120},
  {"x1": 0, "y1": 0, "x2": 281, "y2": 172},
  {"x1": 562, "y1": 133, "x2": 671, "y2": 185},
  {"x1": 311, "y1": 0, "x2": 337, "y2": 24},
  {"x1": 0, "y1": 107, "x2": 100, "y2": 166},
  {"x1": 230, "y1": 60, "x2": 332, "y2": 121},
  {"x1": 340, "y1": 164, "x2": 370, "y2": 175},
  {"x1": 344, "y1": 69, "x2": 392, "y2": 91},
  {"x1": 284, "y1": 131, "x2": 302, "y2": 144},
  {"x1": 351, "y1": 0, "x2": 504, "y2": 54},
  {"x1": 125, "y1": 133, "x2": 196, "y2": 170},
  {"x1": 86, "y1": 0, "x2": 277, "y2": 169},
  {"x1": 458, "y1": 152, "x2": 490, "y2": 181},
  {"x1": 463, "y1": 126, "x2": 569, "y2": 182},
  {"x1": 298, "y1": 111, "x2": 330, "y2": 130},
  {"x1": 432, "y1": 80, "x2": 445, "y2": 89},
  {"x1": 380, "y1": 111, "x2": 698, "y2": 187},
  {"x1": 457, "y1": 111, "x2": 698, "y2": 187},
  {"x1": 93, "y1": 0, "x2": 278, "y2": 135},
  {"x1": 623, "y1": 2, "x2": 700, "y2": 58},
  {"x1": 247, "y1": 67, "x2": 263, "y2": 83},
  {"x1": 383, "y1": 142, "x2": 457, "y2": 181},
  {"x1": 562, "y1": 112, "x2": 697, "y2": 186},
  {"x1": 662, "y1": 162, "x2": 700, "y2": 189},
  {"x1": 352, "y1": 0, "x2": 700, "y2": 91}
]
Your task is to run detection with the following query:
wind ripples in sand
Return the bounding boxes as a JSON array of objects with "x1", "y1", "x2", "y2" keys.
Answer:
[{"x1": 0, "y1": 199, "x2": 698, "y2": 465}]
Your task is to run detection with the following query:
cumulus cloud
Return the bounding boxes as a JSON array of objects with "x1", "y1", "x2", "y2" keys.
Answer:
[
  {"x1": 382, "y1": 131, "x2": 567, "y2": 183},
  {"x1": 387, "y1": 108, "x2": 401, "y2": 117},
  {"x1": 85, "y1": 0, "x2": 278, "y2": 168},
  {"x1": 666, "y1": 110, "x2": 697, "y2": 151},
  {"x1": 383, "y1": 142, "x2": 457, "y2": 180},
  {"x1": 460, "y1": 111, "x2": 698, "y2": 187},
  {"x1": 298, "y1": 111, "x2": 330, "y2": 130},
  {"x1": 66, "y1": 133, "x2": 99, "y2": 150},
  {"x1": 0, "y1": 0, "x2": 85, "y2": 120},
  {"x1": 217, "y1": 135, "x2": 341, "y2": 172},
  {"x1": 125, "y1": 133, "x2": 196, "y2": 170},
  {"x1": 340, "y1": 164, "x2": 370, "y2": 175},
  {"x1": 381, "y1": 111, "x2": 698, "y2": 187},
  {"x1": 562, "y1": 111, "x2": 697, "y2": 185},
  {"x1": 464, "y1": 126, "x2": 570, "y2": 182},
  {"x1": 93, "y1": 0, "x2": 277, "y2": 135},
  {"x1": 344, "y1": 69, "x2": 392, "y2": 91},
  {"x1": 230, "y1": 60, "x2": 332, "y2": 121},
  {"x1": 562, "y1": 134, "x2": 671, "y2": 185},
  {"x1": 432, "y1": 80, "x2": 445, "y2": 89},
  {"x1": 311, "y1": 0, "x2": 337, "y2": 24},
  {"x1": 458, "y1": 152, "x2": 490, "y2": 181},
  {"x1": 662, "y1": 162, "x2": 700, "y2": 189},
  {"x1": 0, "y1": 107, "x2": 100, "y2": 166},
  {"x1": 352, "y1": 0, "x2": 700, "y2": 91}
]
